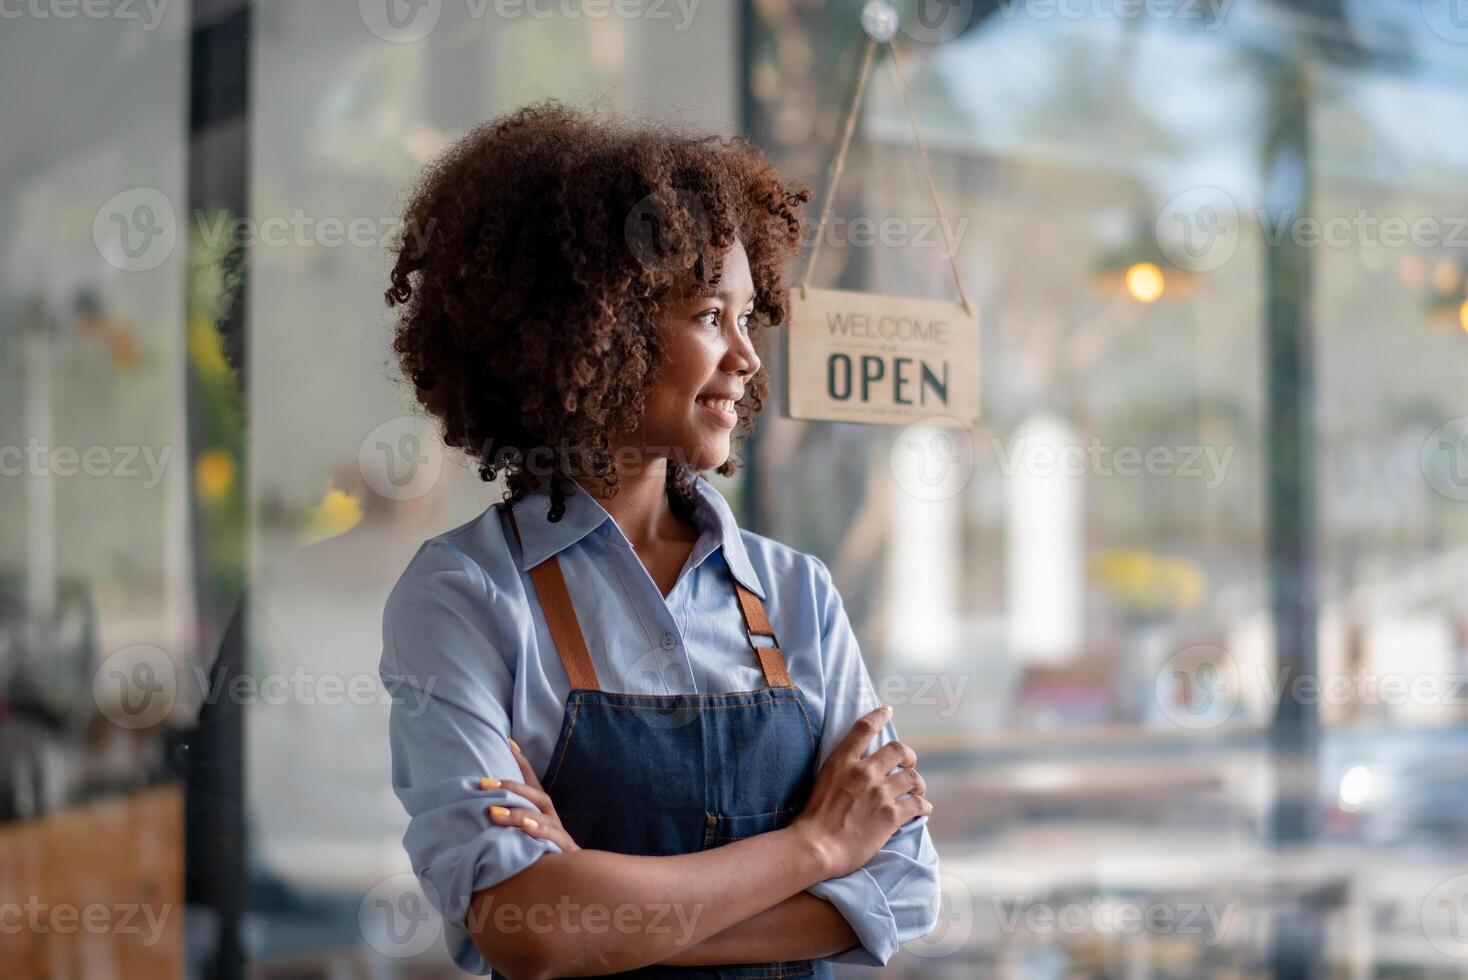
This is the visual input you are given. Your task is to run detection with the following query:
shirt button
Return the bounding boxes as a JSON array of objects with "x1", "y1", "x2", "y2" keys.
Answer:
[{"x1": 660, "y1": 632, "x2": 677, "y2": 650}]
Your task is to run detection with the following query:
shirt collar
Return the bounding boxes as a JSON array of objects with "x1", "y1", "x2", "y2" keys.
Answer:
[{"x1": 505, "y1": 473, "x2": 767, "y2": 601}]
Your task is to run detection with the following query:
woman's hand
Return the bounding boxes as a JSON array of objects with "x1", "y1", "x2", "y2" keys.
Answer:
[
  {"x1": 790, "y1": 705, "x2": 931, "y2": 879},
  {"x1": 483, "y1": 737, "x2": 581, "y2": 853}
]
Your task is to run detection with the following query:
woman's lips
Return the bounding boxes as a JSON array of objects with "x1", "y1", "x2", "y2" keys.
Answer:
[{"x1": 695, "y1": 396, "x2": 738, "y2": 428}]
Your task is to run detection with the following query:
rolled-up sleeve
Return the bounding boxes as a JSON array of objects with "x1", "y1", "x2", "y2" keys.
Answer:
[
  {"x1": 802, "y1": 555, "x2": 942, "y2": 967},
  {"x1": 380, "y1": 539, "x2": 560, "y2": 975}
]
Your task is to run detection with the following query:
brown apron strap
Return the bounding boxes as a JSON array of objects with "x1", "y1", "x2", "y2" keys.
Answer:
[
  {"x1": 735, "y1": 582, "x2": 795, "y2": 689},
  {"x1": 506, "y1": 502, "x2": 794, "y2": 691},
  {"x1": 506, "y1": 504, "x2": 602, "y2": 692}
]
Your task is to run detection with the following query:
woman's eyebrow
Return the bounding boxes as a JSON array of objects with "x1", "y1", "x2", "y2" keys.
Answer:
[{"x1": 712, "y1": 284, "x2": 756, "y2": 303}]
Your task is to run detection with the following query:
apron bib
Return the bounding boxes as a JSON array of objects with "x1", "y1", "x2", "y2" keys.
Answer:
[{"x1": 488, "y1": 504, "x2": 834, "y2": 980}]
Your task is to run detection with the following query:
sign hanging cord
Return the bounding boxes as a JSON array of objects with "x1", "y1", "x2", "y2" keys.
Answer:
[{"x1": 797, "y1": 33, "x2": 974, "y2": 318}]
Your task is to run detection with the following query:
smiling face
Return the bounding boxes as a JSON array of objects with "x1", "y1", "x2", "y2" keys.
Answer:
[{"x1": 623, "y1": 237, "x2": 761, "y2": 474}]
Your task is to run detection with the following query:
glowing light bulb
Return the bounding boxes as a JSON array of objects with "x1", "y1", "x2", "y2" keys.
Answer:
[
  {"x1": 1125, "y1": 262, "x2": 1165, "y2": 303},
  {"x1": 1338, "y1": 765, "x2": 1371, "y2": 812}
]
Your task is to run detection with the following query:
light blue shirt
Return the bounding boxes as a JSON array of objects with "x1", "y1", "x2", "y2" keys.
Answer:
[{"x1": 380, "y1": 472, "x2": 940, "y2": 974}]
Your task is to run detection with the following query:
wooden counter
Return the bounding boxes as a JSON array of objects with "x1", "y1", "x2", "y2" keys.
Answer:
[{"x1": 0, "y1": 784, "x2": 182, "y2": 979}]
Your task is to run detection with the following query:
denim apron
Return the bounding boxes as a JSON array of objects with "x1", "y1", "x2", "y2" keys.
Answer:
[{"x1": 490, "y1": 504, "x2": 835, "y2": 980}]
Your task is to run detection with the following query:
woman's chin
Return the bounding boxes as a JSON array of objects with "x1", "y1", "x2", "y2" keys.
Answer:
[{"x1": 682, "y1": 438, "x2": 731, "y2": 472}]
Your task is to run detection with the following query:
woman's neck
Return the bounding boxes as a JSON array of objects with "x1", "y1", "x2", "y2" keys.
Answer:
[{"x1": 575, "y1": 459, "x2": 696, "y2": 550}]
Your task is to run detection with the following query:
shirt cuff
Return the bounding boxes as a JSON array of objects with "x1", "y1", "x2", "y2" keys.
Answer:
[
  {"x1": 412, "y1": 813, "x2": 562, "y2": 974},
  {"x1": 806, "y1": 867, "x2": 898, "y2": 967}
]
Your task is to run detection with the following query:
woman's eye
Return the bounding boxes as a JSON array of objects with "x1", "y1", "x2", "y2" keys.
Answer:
[{"x1": 695, "y1": 309, "x2": 753, "y2": 330}]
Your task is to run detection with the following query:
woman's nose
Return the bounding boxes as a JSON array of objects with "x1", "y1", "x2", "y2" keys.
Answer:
[{"x1": 728, "y1": 324, "x2": 760, "y2": 377}]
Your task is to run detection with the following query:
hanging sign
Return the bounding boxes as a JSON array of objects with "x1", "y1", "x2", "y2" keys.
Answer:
[
  {"x1": 780, "y1": 4, "x2": 980, "y2": 430},
  {"x1": 786, "y1": 287, "x2": 979, "y2": 428}
]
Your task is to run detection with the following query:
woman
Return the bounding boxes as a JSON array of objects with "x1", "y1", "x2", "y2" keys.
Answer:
[{"x1": 379, "y1": 101, "x2": 939, "y2": 979}]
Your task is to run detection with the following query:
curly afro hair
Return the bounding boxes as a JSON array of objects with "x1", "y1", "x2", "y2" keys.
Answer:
[{"x1": 385, "y1": 100, "x2": 810, "y2": 523}]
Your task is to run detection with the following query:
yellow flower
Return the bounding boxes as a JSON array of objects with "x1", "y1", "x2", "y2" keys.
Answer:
[
  {"x1": 194, "y1": 449, "x2": 235, "y2": 503},
  {"x1": 303, "y1": 487, "x2": 364, "y2": 544}
]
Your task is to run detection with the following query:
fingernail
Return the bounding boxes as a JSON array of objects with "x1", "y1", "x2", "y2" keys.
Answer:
[
  {"x1": 508, "y1": 737, "x2": 521, "y2": 753},
  {"x1": 880, "y1": 704, "x2": 893, "y2": 714},
  {"x1": 489, "y1": 805, "x2": 509, "y2": 820},
  {"x1": 522, "y1": 817, "x2": 538, "y2": 829},
  {"x1": 479, "y1": 777, "x2": 501, "y2": 790}
]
